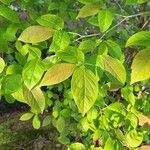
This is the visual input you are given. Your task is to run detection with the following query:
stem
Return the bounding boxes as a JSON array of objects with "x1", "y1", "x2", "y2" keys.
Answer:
[{"x1": 69, "y1": 11, "x2": 150, "y2": 42}]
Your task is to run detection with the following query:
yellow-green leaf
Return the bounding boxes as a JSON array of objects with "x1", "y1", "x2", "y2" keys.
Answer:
[
  {"x1": 18, "y1": 26, "x2": 53, "y2": 43},
  {"x1": 126, "y1": 129, "x2": 143, "y2": 148},
  {"x1": 77, "y1": 4, "x2": 100, "y2": 19},
  {"x1": 22, "y1": 59, "x2": 45, "y2": 90},
  {"x1": 40, "y1": 63, "x2": 76, "y2": 86},
  {"x1": 103, "y1": 55, "x2": 126, "y2": 84},
  {"x1": 23, "y1": 86, "x2": 45, "y2": 114},
  {"x1": 131, "y1": 49, "x2": 150, "y2": 84},
  {"x1": 98, "y1": 9, "x2": 113, "y2": 32},
  {"x1": 0, "y1": 57, "x2": 5, "y2": 73},
  {"x1": 126, "y1": 31, "x2": 150, "y2": 47},
  {"x1": 71, "y1": 66, "x2": 98, "y2": 116}
]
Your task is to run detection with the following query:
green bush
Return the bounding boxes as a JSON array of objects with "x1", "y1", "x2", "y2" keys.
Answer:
[{"x1": 0, "y1": 0, "x2": 150, "y2": 149}]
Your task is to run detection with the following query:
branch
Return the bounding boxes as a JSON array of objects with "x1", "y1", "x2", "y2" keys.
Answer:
[{"x1": 69, "y1": 11, "x2": 150, "y2": 42}]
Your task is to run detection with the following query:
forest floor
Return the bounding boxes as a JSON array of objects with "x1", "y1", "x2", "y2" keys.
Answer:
[{"x1": 0, "y1": 102, "x2": 66, "y2": 150}]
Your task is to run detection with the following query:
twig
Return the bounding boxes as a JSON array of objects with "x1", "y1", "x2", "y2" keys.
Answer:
[
  {"x1": 141, "y1": 18, "x2": 150, "y2": 29},
  {"x1": 69, "y1": 11, "x2": 150, "y2": 42}
]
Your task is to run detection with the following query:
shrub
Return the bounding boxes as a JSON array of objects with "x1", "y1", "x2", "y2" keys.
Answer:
[{"x1": 0, "y1": 0, "x2": 150, "y2": 149}]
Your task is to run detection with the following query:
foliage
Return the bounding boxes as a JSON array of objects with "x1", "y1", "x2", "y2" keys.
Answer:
[{"x1": 0, "y1": 0, "x2": 150, "y2": 149}]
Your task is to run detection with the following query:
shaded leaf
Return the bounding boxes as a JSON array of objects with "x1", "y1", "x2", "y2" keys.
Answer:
[
  {"x1": 36, "y1": 14, "x2": 64, "y2": 30},
  {"x1": 2, "y1": 74, "x2": 22, "y2": 94},
  {"x1": 57, "y1": 46, "x2": 84, "y2": 64},
  {"x1": 0, "y1": 5, "x2": 20, "y2": 23}
]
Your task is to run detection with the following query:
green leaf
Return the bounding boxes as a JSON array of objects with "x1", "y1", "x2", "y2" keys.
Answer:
[
  {"x1": 58, "y1": 135, "x2": 70, "y2": 145},
  {"x1": 18, "y1": 26, "x2": 53, "y2": 43},
  {"x1": 57, "y1": 46, "x2": 85, "y2": 64},
  {"x1": 105, "y1": 102, "x2": 127, "y2": 116},
  {"x1": 41, "y1": 63, "x2": 76, "y2": 86},
  {"x1": 32, "y1": 115, "x2": 41, "y2": 129},
  {"x1": 3, "y1": 24, "x2": 18, "y2": 42},
  {"x1": 98, "y1": 9, "x2": 113, "y2": 32},
  {"x1": 36, "y1": 14, "x2": 64, "y2": 30},
  {"x1": 104, "y1": 137, "x2": 115, "y2": 150},
  {"x1": 126, "y1": 129, "x2": 143, "y2": 148},
  {"x1": 23, "y1": 86, "x2": 45, "y2": 114},
  {"x1": 23, "y1": 59, "x2": 45, "y2": 90},
  {"x1": 79, "y1": 39, "x2": 99, "y2": 53},
  {"x1": 121, "y1": 86, "x2": 135, "y2": 106},
  {"x1": 27, "y1": 46, "x2": 42, "y2": 60},
  {"x1": 71, "y1": 66, "x2": 98, "y2": 116},
  {"x1": 56, "y1": 117, "x2": 66, "y2": 132},
  {"x1": 2, "y1": 74, "x2": 22, "y2": 94},
  {"x1": 20, "y1": 112, "x2": 34, "y2": 121},
  {"x1": 68, "y1": 142, "x2": 86, "y2": 150},
  {"x1": 131, "y1": 49, "x2": 150, "y2": 84},
  {"x1": 42, "y1": 115, "x2": 51, "y2": 127},
  {"x1": 126, "y1": 112, "x2": 138, "y2": 128},
  {"x1": 106, "y1": 40, "x2": 123, "y2": 60},
  {"x1": 103, "y1": 55, "x2": 126, "y2": 84},
  {"x1": 0, "y1": 57, "x2": 5, "y2": 73},
  {"x1": 49, "y1": 30, "x2": 70, "y2": 52},
  {"x1": 77, "y1": 4, "x2": 100, "y2": 18},
  {"x1": 11, "y1": 87, "x2": 27, "y2": 103},
  {"x1": 126, "y1": 31, "x2": 150, "y2": 47},
  {"x1": 6, "y1": 64, "x2": 22, "y2": 75},
  {"x1": 0, "y1": 5, "x2": 20, "y2": 23}
]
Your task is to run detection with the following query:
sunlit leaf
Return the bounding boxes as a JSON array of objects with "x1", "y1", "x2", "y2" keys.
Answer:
[
  {"x1": 20, "y1": 112, "x2": 34, "y2": 121},
  {"x1": 0, "y1": 57, "x2": 5, "y2": 73},
  {"x1": 18, "y1": 26, "x2": 53, "y2": 43},
  {"x1": 71, "y1": 66, "x2": 98, "y2": 116},
  {"x1": 23, "y1": 59, "x2": 45, "y2": 90},
  {"x1": 131, "y1": 49, "x2": 150, "y2": 84},
  {"x1": 126, "y1": 129, "x2": 143, "y2": 148},
  {"x1": 77, "y1": 4, "x2": 100, "y2": 18},
  {"x1": 98, "y1": 9, "x2": 113, "y2": 32},
  {"x1": 32, "y1": 115, "x2": 41, "y2": 129},
  {"x1": 41, "y1": 63, "x2": 76, "y2": 86},
  {"x1": 68, "y1": 142, "x2": 86, "y2": 150},
  {"x1": 126, "y1": 31, "x2": 150, "y2": 47},
  {"x1": 23, "y1": 86, "x2": 45, "y2": 114},
  {"x1": 103, "y1": 55, "x2": 126, "y2": 84}
]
